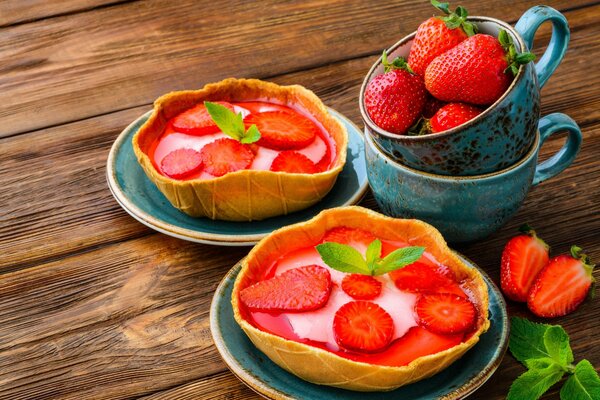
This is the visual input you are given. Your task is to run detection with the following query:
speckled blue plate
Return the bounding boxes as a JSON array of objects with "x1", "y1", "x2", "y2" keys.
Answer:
[
  {"x1": 210, "y1": 254, "x2": 508, "y2": 400},
  {"x1": 106, "y1": 108, "x2": 368, "y2": 246}
]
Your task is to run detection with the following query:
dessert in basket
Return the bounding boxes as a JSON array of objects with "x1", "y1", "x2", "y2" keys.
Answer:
[
  {"x1": 231, "y1": 206, "x2": 490, "y2": 391},
  {"x1": 132, "y1": 78, "x2": 347, "y2": 221}
]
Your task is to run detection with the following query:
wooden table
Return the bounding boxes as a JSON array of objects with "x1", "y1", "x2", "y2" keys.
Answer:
[{"x1": 1, "y1": 1, "x2": 599, "y2": 399}]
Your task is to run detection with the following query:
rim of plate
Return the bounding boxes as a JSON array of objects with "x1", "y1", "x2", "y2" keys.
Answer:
[
  {"x1": 106, "y1": 108, "x2": 369, "y2": 245},
  {"x1": 209, "y1": 252, "x2": 509, "y2": 400}
]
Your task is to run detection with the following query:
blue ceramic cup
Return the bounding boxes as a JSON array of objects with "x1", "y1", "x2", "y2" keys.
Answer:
[
  {"x1": 359, "y1": 6, "x2": 570, "y2": 176},
  {"x1": 365, "y1": 113, "x2": 582, "y2": 243}
]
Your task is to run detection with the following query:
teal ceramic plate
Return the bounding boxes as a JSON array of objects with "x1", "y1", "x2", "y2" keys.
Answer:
[
  {"x1": 210, "y1": 254, "x2": 509, "y2": 400},
  {"x1": 106, "y1": 108, "x2": 368, "y2": 246}
]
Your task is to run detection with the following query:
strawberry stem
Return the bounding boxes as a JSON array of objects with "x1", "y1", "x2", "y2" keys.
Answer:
[
  {"x1": 381, "y1": 50, "x2": 415, "y2": 74},
  {"x1": 518, "y1": 223, "x2": 535, "y2": 235},
  {"x1": 498, "y1": 29, "x2": 536, "y2": 76},
  {"x1": 431, "y1": 0, "x2": 477, "y2": 37}
]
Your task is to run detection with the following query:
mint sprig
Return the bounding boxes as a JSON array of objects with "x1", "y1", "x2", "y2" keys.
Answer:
[
  {"x1": 316, "y1": 239, "x2": 425, "y2": 276},
  {"x1": 508, "y1": 317, "x2": 600, "y2": 399},
  {"x1": 204, "y1": 101, "x2": 261, "y2": 144}
]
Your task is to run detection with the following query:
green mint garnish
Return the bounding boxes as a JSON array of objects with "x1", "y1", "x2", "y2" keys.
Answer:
[
  {"x1": 498, "y1": 29, "x2": 536, "y2": 76},
  {"x1": 204, "y1": 101, "x2": 261, "y2": 144},
  {"x1": 508, "y1": 317, "x2": 600, "y2": 400},
  {"x1": 316, "y1": 239, "x2": 425, "y2": 276},
  {"x1": 431, "y1": 0, "x2": 478, "y2": 37}
]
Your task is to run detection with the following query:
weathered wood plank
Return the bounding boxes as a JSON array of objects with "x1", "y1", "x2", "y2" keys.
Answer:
[
  {"x1": 0, "y1": 0, "x2": 129, "y2": 27},
  {"x1": 1, "y1": 4, "x2": 599, "y2": 272},
  {"x1": 0, "y1": 0, "x2": 596, "y2": 137}
]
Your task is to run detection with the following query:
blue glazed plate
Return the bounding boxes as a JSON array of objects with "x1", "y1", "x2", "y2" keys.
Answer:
[
  {"x1": 106, "y1": 108, "x2": 368, "y2": 246},
  {"x1": 210, "y1": 254, "x2": 508, "y2": 400}
]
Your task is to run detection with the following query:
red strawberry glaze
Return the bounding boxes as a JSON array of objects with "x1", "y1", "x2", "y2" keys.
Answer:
[
  {"x1": 239, "y1": 237, "x2": 478, "y2": 367},
  {"x1": 149, "y1": 101, "x2": 336, "y2": 180}
]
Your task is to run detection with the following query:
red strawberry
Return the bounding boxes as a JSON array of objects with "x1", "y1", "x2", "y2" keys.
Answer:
[
  {"x1": 200, "y1": 138, "x2": 254, "y2": 177},
  {"x1": 527, "y1": 246, "x2": 596, "y2": 318},
  {"x1": 315, "y1": 138, "x2": 332, "y2": 171},
  {"x1": 415, "y1": 293, "x2": 477, "y2": 334},
  {"x1": 500, "y1": 224, "x2": 550, "y2": 302},
  {"x1": 341, "y1": 274, "x2": 383, "y2": 300},
  {"x1": 245, "y1": 111, "x2": 317, "y2": 150},
  {"x1": 430, "y1": 103, "x2": 482, "y2": 132},
  {"x1": 425, "y1": 31, "x2": 535, "y2": 105},
  {"x1": 364, "y1": 53, "x2": 427, "y2": 135},
  {"x1": 240, "y1": 265, "x2": 332, "y2": 312},
  {"x1": 160, "y1": 148, "x2": 203, "y2": 179},
  {"x1": 270, "y1": 151, "x2": 319, "y2": 174},
  {"x1": 389, "y1": 261, "x2": 461, "y2": 294},
  {"x1": 422, "y1": 94, "x2": 447, "y2": 119},
  {"x1": 408, "y1": 2, "x2": 476, "y2": 76},
  {"x1": 333, "y1": 301, "x2": 394, "y2": 352},
  {"x1": 322, "y1": 227, "x2": 376, "y2": 247},
  {"x1": 171, "y1": 101, "x2": 235, "y2": 135}
]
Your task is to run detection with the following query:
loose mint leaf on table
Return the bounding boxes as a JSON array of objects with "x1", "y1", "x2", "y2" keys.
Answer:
[
  {"x1": 507, "y1": 362, "x2": 565, "y2": 400},
  {"x1": 316, "y1": 239, "x2": 424, "y2": 276},
  {"x1": 560, "y1": 360, "x2": 600, "y2": 400},
  {"x1": 204, "y1": 101, "x2": 261, "y2": 144},
  {"x1": 509, "y1": 317, "x2": 555, "y2": 363},
  {"x1": 544, "y1": 325, "x2": 574, "y2": 366}
]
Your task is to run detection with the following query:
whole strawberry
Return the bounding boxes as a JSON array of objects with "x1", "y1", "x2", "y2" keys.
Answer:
[
  {"x1": 430, "y1": 102, "x2": 482, "y2": 132},
  {"x1": 528, "y1": 246, "x2": 596, "y2": 318},
  {"x1": 364, "y1": 52, "x2": 427, "y2": 135},
  {"x1": 408, "y1": 0, "x2": 476, "y2": 76},
  {"x1": 500, "y1": 224, "x2": 549, "y2": 302},
  {"x1": 425, "y1": 30, "x2": 535, "y2": 105}
]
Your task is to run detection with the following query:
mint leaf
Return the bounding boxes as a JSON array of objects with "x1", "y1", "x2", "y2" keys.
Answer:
[
  {"x1": 204, "y1": 101, "x2": 260, "y2": 143},
  {"x1": 560, "y1": 360, "x2": 600, "y2": 400},
  {"x1": 507, "y1": 362, "x2": 565, "y2": 400},
  {"x1": 316, "y1": 243, "x2": 369, "y2": 274},
  {"x1": 544, "y1": 325, "x2": 574, "y2": 365},
  {"x1": 510, "y1": 317, "x2": 554, "y2": 363},
  {"x1": 376, "y1": 246, "x2": 425, "y2": 275},
  {"x1": 365, "y1": 239, "x2": 382, "y2": 274}
]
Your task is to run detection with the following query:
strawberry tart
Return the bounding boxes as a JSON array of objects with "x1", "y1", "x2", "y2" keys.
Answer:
[
  {"x1": 232, "y1": 206, "x2": 490, "y2": 391},
  {"x1": 132, "y1": 78, "x2": 347, "y2": 221}
]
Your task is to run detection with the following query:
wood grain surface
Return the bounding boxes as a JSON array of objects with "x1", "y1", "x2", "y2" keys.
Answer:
[{"x1": 1, "y1": 1, "x2": 599, "y2": 399}]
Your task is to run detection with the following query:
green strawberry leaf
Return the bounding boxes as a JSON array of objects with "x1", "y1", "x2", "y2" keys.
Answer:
[
  {"x1": 376, "y1": 246, "x2": 425, "y2": 275},
  {"x1": 544, "y1": 325, "x2": 574, "y2": 366},
  {"x1": 560, "y1": 360, "x2": 600, "y2": 400},
  {"x1": 381, "y1": 51, "x2": 414, "y2": 74},
  {"x1": 507, "y1": 362, "x2": 565, "y2": 400},
  {"x1": 431, "y1": 0, "x2": 450, "y2": 15},
  {"x1": 204, "y1": 101, "x2": 261, "y2": 143},
  {"x1": 315, "y1": 243, "x2": 369, "y2": 274},
  {"x1": 509, "y1": 317, "x2": 555, "y2": 364},
  {"x1": 366, "y1": 239, "x2": 382, "y2": 273}
]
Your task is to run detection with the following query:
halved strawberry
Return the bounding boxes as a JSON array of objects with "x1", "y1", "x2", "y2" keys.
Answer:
[
  {"x1": 245, "y1": 111, "x2": 318, "y2": 150},
  {"x1": 200, "y1": 138, "x2": 255, "y2": 177},
  {"x1": 171, "y1": 101, "x2": 235, "y2": 135},
  {"x1": 500, "y1": 224, "x2": 549, "y2": 302},
  {"x1": 333, "y1": 301, "x2": 394, "y2": 353},
  {"x1": 240, "y1": 265, "x2": 332, "y2": 312},
  {"x1": 341, "y1": 274, "x2": 382, "y2": 300},
  {"x1": 415, "y1": 293, "x2": 476, "y2": 334},
  {"x1": 270, "y1": 151, "x2": 318, "y2": 174},
  {"x1": 527, "y1": 246, "x2": 595, "y2": 318},
  {"x1": 160, "y1": 148, "x2": 203, "y2": 179},
  {"x1": 322, "y1": 227, "x2": 376, "y2": 247},
  {"x1": 389, "y1": 261, "x2": 462, "y2": 295}
]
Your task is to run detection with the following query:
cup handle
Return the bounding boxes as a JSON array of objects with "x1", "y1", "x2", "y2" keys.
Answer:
[
  {"x1": 514, "y1": 6, "x2": 570, "y2": 89},
  {"x1": 533, "y1": 113, "x2": 582, "y2": 186}
]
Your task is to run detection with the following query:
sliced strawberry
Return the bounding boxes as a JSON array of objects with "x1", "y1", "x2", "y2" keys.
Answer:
[
  {"x1": 240, "y1": 265, "x2": 332, "y2": 312},
  {"x1": 245, "y1": 111, "x2": 318, "y2": 150},
  {"x1": 322, "y1": 227, "x2": 376, "y2": 247},
  {"x1": 416, "y1": 293, "x2": 477, "y2": 335},
  {"x1": 389, "y1": 261, "x2": 461, "y2": 294},
  {"x1": 200, "y1": 138, "x2": 255, "y2": 177},
  {"x1": 501, "y1": 225, "x2": 549, "y2": 302},
  {"x1": 527, "y1": 246, "x2": 595, "y2": 318},
  {"x1": 270, "y1": 151, "x2": 318, "y2": 174},
  {"x1": 171, "y1": 101, "x2": 235, "y2": 135},
  {"x1": 160, "y1": 148, "x2": 203, "y2": 179},
  {"x1": 333, "y1": 301, "x2": 394, "y2": 353},
  {"x1": 315, "y1": 139, "x2": 332, "y2": 171},
  {"x1": 341, "y1": 274, "x2": 382, "y2": 300}
]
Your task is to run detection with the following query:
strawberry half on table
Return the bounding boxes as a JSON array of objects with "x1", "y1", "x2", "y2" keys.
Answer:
[
  {"x1": 408, "y1": 0, "x2": 477, "y2": 76},
  {"x1": 364, "y1": 52, "x2": 427, "y2": 135},
  {"x1": 528, "y1": 246, "x2": 596, "y2": 318}
]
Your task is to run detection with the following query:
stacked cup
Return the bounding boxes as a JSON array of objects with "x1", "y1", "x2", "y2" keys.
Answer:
[{"x1": 360, "y1": 6, "x2": 582, "y2": 243}]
